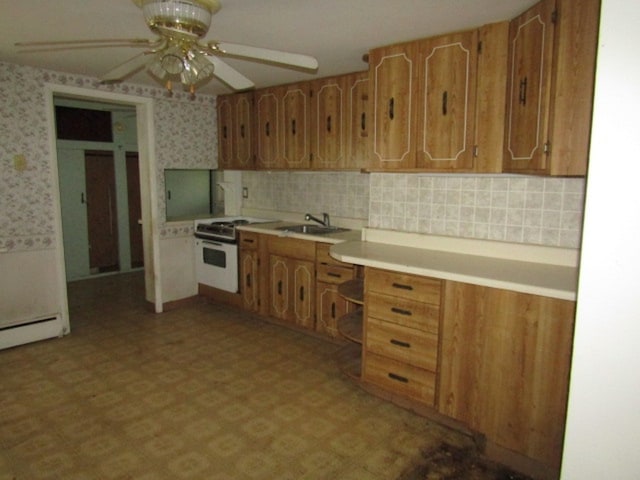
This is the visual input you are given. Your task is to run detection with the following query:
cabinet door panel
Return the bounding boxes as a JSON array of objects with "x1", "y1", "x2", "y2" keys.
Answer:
[
  {"x1": 416, "y1": 30, "x2": 477, "y2": 170},
  {"x1": 370, "y1": 42, "x2": 418, "y2": 168},
  {"x1": 216, "y1": 96, "x2": 233, "y2": 169},
  {"x1": 281, "y1": 85, "x2": 310, "y2": 169},
  {"x1": 240, "y1": 249, "x2": 259, "y2": 312},
  {"x1": 255, "y1": 90, "x2": 280, "y2": 169},
  {"x1": 316, "y1": 282, "x2": 350, "y2": 338},
  {"x1": 347, "y1": 72, "x2": 370, "y2": 169},
  {"x1": 292, "y1": 260, "x2": 314, "y2": 329},
  {"x1": 312, "y1": 79, "x2": 345, "y2": 169},
  {"x1": 269, "y1": 255, "x2": 289, "y2": 320},
  {"x1": 504, "y1": 0, "x2": 556, "y2": 172},
  {"x1": 234, "y1": 93, "x2": 253, "y2": 169}
]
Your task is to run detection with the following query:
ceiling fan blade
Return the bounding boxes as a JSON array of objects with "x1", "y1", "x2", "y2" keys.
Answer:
[
  {"x1": 16, "y1": 38, "x2": 158, "y2": 49},
  {"x1": 100, "y1": 53, "x2": 151, "y2": 84},
  {"x1": 214, "y1": 42, "x2": 318, "y2": 71},
  {"x1": 207, "y1": 56, "x2": 254, "y2": 90}
]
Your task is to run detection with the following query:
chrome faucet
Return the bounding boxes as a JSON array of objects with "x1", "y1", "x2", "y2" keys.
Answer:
[{"x1": 305, "y1": 212, "x2": 330, "y2": 228}]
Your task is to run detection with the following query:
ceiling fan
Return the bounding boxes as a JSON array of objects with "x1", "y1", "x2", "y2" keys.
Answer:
[{"x1": 16, "y1": 0, "x2": 319, "y2": 96}]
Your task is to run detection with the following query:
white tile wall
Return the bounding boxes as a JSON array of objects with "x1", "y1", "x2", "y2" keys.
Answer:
[{"x1": 243, "y1": 171, "x2": 585, "y2": 248}]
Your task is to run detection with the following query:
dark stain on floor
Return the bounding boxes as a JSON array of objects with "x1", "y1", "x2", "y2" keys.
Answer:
[{"x1": 398, "y1": 443, "x2": 534, "y2": 480}]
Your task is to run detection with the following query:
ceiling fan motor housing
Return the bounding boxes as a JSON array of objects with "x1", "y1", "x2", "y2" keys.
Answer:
[{"x1": 134, "y1": 0, "x2": 221, "y2": 38}]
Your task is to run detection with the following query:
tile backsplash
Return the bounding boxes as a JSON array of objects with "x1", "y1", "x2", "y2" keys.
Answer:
[{"x1": 242, "y1": 171, "x2": 585, "y2": 248}]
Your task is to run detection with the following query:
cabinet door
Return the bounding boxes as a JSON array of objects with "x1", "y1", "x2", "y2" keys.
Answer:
[
  {"x1": 503, "y1": 0, "x2": 556, "y2": 173},
  {"x1": 316, "y1": 282, "x2": 351, "y2": 338},
  {"x1": 233, "y1": 92, "x2": 254, "y2": 169},
  {"x1": 216, "y1": 94, "x2": 234, "y2": 169},
  {"x1": 280, "y1": 83, "x2": 311, "y2": 169},
  {"x1": 292, "y1": 259, "x2": 315, "y2": 329},
  {"x1": 369, "y1": 42, "x2": 418, "y2": 169},
  {"x1": 269, "y1": 254, "x2": 289, "y2": 320},
  {"x1": 415, "y1": 30, "x2": 478, "y2": 171},
  {"x1": 311, "y1": 77, "x2": 346, "y2": 170},
  {"x1": 255, "y1": 89, "x2": 281, "y2": 169},
  {"x1": 439, "y1": 280, "x2": 575, "y2": 469},
  {"x1": 346, "y1": 71, "x2": 370, "y2": 169},
  {"x1": 240, "y1": 249, "x2": 259, "y2": 312}
]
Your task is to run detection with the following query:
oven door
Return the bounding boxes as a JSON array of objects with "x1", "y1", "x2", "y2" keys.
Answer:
[{"x1": 194, "y1": 238, "x2": 238, "y2": 293}]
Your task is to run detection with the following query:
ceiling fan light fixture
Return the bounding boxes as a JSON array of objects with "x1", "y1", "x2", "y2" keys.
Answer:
[{"x1": 134, "y1": 0, "x2": 220, "y2": 38}]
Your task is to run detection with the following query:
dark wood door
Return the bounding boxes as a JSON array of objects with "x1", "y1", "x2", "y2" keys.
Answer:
[
  {"x1": 85, "y1": 151, "x2": 119, "y2": 272},
  {"x1": 126, "y1": 152, "x2": 144, "y2": 269}
]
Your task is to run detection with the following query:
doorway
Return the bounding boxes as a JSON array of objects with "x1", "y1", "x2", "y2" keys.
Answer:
[{"x1": 46, "y1": 84, "x2": 163, "y2": 332}]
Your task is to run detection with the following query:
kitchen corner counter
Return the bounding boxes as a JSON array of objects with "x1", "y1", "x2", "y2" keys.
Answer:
[{"x1": 330, "y1": 232, "x2": 579, "y2": 301}]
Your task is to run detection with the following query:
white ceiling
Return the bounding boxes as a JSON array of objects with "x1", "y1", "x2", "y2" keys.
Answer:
[{"x1": 0, "y1": 0, "x2": 538, "y2": 96}]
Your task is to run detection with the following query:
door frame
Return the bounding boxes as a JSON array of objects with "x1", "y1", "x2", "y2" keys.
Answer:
[{"x1": 45, "y1": 84, "x2": 163, "y2": 327}]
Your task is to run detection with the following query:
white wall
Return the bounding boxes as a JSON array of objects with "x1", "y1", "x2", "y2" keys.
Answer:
[{"x1": 561, "y1": 0, "x2": 640, "y2": 478}]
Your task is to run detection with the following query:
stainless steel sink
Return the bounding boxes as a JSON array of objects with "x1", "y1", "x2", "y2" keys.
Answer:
[{"x1": 276, "y1": 224, "x2": 350, "y2": 235}]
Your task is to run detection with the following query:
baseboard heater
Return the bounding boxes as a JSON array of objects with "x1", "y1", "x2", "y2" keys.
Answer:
[{"x1": 0, "y1": 315, "x2": 65, "y2": 350}]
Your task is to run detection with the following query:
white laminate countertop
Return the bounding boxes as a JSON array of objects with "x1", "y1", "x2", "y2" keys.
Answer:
[
  {"x1": 331, "y1": 240, "x2": 578, "y2": 301},
  {"x1": 236, "y1": 220, "x2": 362, "y2": 244}
]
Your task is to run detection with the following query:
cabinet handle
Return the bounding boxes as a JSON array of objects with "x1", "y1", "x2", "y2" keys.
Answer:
[
  {"x1": 442, "y1": 90, "x2": 448, "y2": 116},
  {"x1": 331, "y1": 302, "x2": 336, "y2": 319},
  {"x1": 299, "y1": 286, "x2": 304, "y2": 301},
  {"x1": 291, "y1": 118, "x2": 296, "y2": 135},
  {"x1": 391, "y1": 282, "x2": 413, "y2": 291},
  {"x1": 390, "y1": 339, "x2": 411, "y2": 348},
  {"x1": 388, "y1": 372, "x2": 409, "y2": 383},
  {"x1": 81, "y1": 192, "x2": 86, "y2": 204},
  {"x1": 388, "y1": 97, "x2": 395, "y2": 119},
  {"x1": 326, "y1": 115, "x2": 332, "y2": 133},
  {"x1": 391, "y1": 307, "x2": 412, "y2": 316},
  {"x1": 361, "y1": 112, "x2": 366, "y2": 131},
  {"x1": 246, "y1": 273, "x2": 251, "y2": 288},
  {"x1": 519, "y1": 77, "x2": 528, "y2": 105},
  {"x1": 240, "y1": 124, "x2": 245, "y2": 139},
  {"x1": 223, "y1": 125, "x2": 228, "y2": 139},
  {"x1": 265, "y1": 121, "x2": 270, "y2": 137},
  {"x1": 242, "y1": 238, "x2": 255, "y2": 244},
  {"x1": 277, "y1": 280, "x2": 282, "y2": 295},
  {"x1": 328, "y1": 272, "x2": 342, "y2": 278}
]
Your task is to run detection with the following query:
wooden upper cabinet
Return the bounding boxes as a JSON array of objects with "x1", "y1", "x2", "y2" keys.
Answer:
[
  {"x1": 281, "y1": 83, "x2": 311, "y2": 169},
  {"x1": 346, "y1": 71, "x2": 370, "y2": 169},
  {"x1": 368, "y1": 24, "x2": 507, "y2": 173},
  {"x1": 415, "y1": 30, "x2": 478, "y2": 171},
  {"x1": 369, "y1": 41, "x2": 418, "y2": 169},
  {"x1": 504, "y1": 0, "x2": 599, "y2": 176},
  {"x1": 216, "y1": 92, "x2": 254, "y2": 170},
  {"x1": 504, "y1": 0, "x2": 556, "y2": 173},
  {"x1": 254, "y1": 88, "x2": 281, "y2": 169},
  {"x1": 311, "y1": 76, "x2": 347, "y2": 169}
]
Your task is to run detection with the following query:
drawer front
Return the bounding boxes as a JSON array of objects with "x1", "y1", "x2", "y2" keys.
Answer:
[
  {"x1": 365, "y1": 317, "x2": 438, "y2": 371},
  {"x1": 367, "y1": 291, "x2": 440, "y2": 334},
  {"x1": 317, "y1": 264, "x2": 354, "y2": 285},
  {"x1": 267, "y1": 236, "x2": 316, "y2": 261},
  {"x1": 239, "y1": 231, "x2": 259, "y2": 250},
  {"x1": 363, "y1": 352, "x2": 436, "y2": 406},
  {"x1": 367, "y1": 268, "x2": 442, "y2": 305}
]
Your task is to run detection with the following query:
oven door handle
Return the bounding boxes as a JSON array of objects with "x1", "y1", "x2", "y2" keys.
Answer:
[{"x1": 201, "y1": 240, "x2": 225, "y2": 247}]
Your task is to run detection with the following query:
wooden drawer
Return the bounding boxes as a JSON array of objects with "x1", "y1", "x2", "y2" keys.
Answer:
[
  {"x1": 367, "y1": 291, "x2": 440, "y2": 334},
  {"x1": 363, "y1": 352, "x2": 436, "y2": 406},
  {"x1": 317, "y1": 263, "x2": 354, "y2": 285},
  {"x1": 267, "y1": 236, "x2": 316, "y2": 261},
  {"x1": 238, "y1": 231, "x2": 259, "y2": 250},
  {"x1": 367, "y1": 268, "x2": 442, "y2": 305},
  {"x1": 365, "y1": 317, "x2": 438, "y2": 371},
  {"x1": 316, "y1": 242, "x2": 353, "y2": 267}
]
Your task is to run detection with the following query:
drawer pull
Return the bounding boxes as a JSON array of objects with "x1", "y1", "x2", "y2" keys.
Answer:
[
  {"x1": 391, "y1": 282, "x2": 413, "y2": 291},
  {"x1": 391, "y1": 307, "x2": 412, "y2": 316},
  {"x1": 390, "y1": 339, "x2": 410, "y2": 348},
  {"x1": 246, "y1": 273, "x2": 251, "y2": 288},
  {"x1": 328, "y1": 272, "x2": 342, "y2": 278},
  {"x1": 331, "y1": 302, "x2": 336, "y2": 319},
  {"x1": 388, "y1": 372, "x2": 409, "y2": 383}
]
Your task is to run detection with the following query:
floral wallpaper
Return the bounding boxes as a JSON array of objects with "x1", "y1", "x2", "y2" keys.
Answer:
[{"x1": 0, "y1": 61, "x2": 217, "y2": 252}]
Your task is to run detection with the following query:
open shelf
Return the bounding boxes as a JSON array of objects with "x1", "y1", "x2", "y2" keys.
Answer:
[
  {"x1": 337, "y1": 278, "x2": 364, "y2": 305},
  {"x1": 338, "y1": 309, "x2": 363, "y2": 344}
]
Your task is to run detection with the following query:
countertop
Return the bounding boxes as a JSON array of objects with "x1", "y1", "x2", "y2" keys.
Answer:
[{"x1": 237, "y1": 221, "x2": 578, "y2": 301}]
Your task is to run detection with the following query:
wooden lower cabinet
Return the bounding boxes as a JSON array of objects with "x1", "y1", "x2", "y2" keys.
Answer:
[
  {"x1": 316, "y1": 282, "x2": 351, "y2": 338},
  {"x1": 269, "y1": 255, "x2": 314, "y2": 329},
  {"x1": 239, "y1": 231, "x2": 261, "y2": 312},
  {"x1": 438, "y1": 280, "x2": 576, "y2": 471}
]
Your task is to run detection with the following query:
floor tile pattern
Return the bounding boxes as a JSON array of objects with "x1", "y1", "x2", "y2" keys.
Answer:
[{"x1": 0, "y1": 272, "x2": 515, "y2": 480}]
